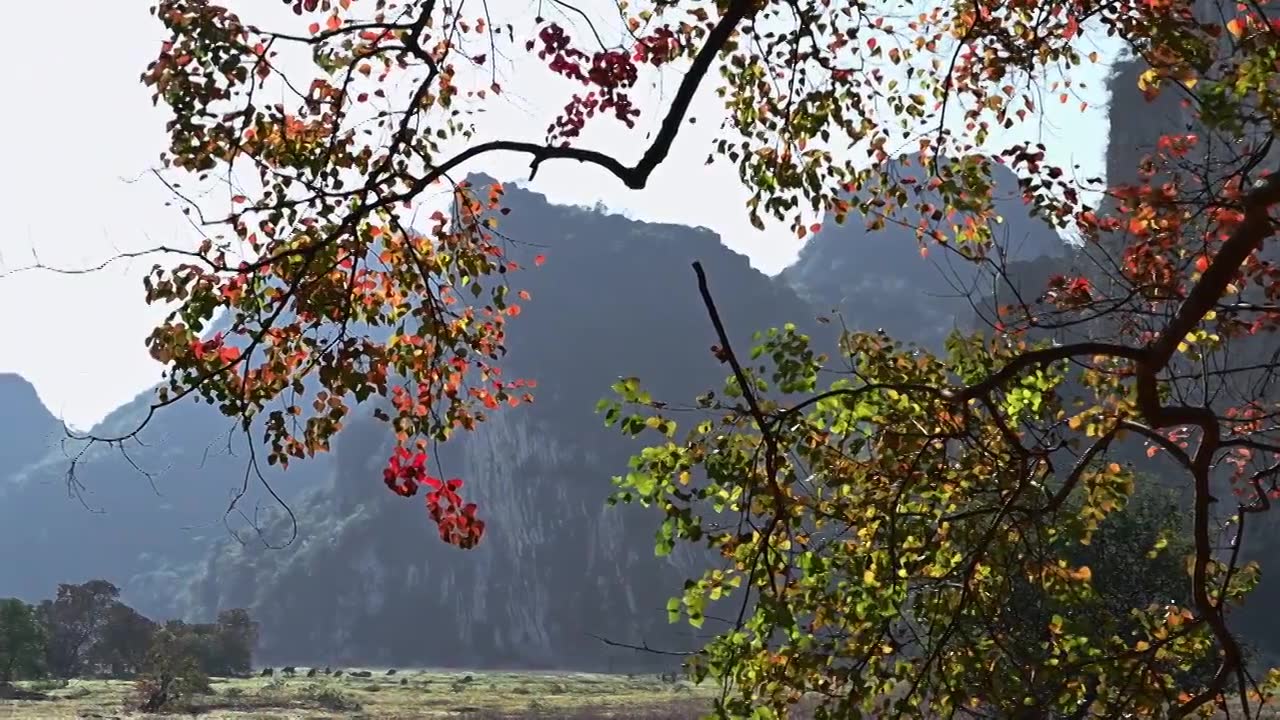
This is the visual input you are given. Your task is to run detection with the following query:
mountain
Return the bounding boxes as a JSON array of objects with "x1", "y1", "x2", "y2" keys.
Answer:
[
  {"x1": 0, "y1": 164, "x2": 1079, "y2": 669},
  {"x1": 0, "y1": 384, "x2": 329, "y2": 616},
  {"x1": 150, "y1": 178, "x2": 829, "y2": 669},
  {"x1": 0, "y1": 373, "x2": 59, "y2": 473},
  {"x1": 779, "y1": 154, "x2": 1066, "y2": 348}
]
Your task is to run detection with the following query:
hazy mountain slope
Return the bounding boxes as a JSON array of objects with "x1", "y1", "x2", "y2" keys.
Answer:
[
  {"x1": 0, "y1": 384, "x2": 329, "y2": 616},
  {"x1": 779, "y1": 154, "x2": 1065, "y2": 347},
  {"x1": 0, "y1": 373, "x2": 60, "y2": 474}
]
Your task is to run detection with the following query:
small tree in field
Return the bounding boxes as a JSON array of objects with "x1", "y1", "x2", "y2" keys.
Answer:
[
  {"x1": 44, "y1": 0, "x2": 1280, "y2": 715},
  {"x1": 134, "y1": 625, "x2": 211, "y2": 713},
  {"x1": 0, "y1": 599, "x2": 45, "y2": 682}
]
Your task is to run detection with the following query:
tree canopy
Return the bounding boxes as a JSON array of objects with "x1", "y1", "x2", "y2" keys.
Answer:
[
  {"x1": 0, "y1": 599, "x2": 45, "y2": 682},
  {"x1": 87, "y1": 0, "x2": 1280, "y2": 715}
]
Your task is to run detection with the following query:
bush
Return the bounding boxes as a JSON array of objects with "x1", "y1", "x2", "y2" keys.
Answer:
[
  {"x1": 132, "y1": 628, "x2": 212, "y2": 713},
  {"x1": 305, "y1": 684, "x2": 362, "y2": 711},
  {"x1": 24, "y1": 678, "x2": 68, "y2": 692}
]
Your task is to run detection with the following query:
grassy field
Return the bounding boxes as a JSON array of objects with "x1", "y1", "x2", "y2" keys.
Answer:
[
  {"x1": 6, "y1": 671, "x2": 1277, "y2": 719},
  {"x1": 0, "y1": 669, "x2": 719, "y2": 719}
]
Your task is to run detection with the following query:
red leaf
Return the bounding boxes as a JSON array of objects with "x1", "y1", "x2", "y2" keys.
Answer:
[
  {"x1": 534, "y1": 254, "x2": 546, "y2": 267},
  {"x1": 1063, "y1": 16, "x2": 1079, "y2": 40}
]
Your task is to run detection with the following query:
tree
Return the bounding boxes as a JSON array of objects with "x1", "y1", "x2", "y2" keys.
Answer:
[
  {"x1": 133, "y1": 625, "x2": 212, "y2": 713},
  {"x1": 149, "y1": 611, "x2": 258, "y2": 677},
  {"x1": 93, "y1": 603, "x2": 157, "y2": 678},
  {"x1": 966, "y1": 480, "x2": 1225, "y2": 710},
  {"x1": 0, "y1": 599, "x2": 45, "y2": 681},
  {"x1": 212, "y1": 608, "x2": 258, "y2": 677},
  {"x1": 37, "y1": 580, "x2": 122, "y2": 678},
  {"x1": 73, "y1": 0, "x2": 1280, "y2": 715}
]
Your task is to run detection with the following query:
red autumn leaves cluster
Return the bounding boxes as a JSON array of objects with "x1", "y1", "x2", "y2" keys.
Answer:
[
  {"x1": 530, "y1": 22, "x2": 684, "y2": 142},
  {"x1": 1043, "y1": 274, "x2": 1093, "y2": 309},
  {"x1": 189, "y1": 332, "x2": 241, "y2": 365},
  {"x1": 383, "y1": 447, "x2": 485, "y2": 549}
]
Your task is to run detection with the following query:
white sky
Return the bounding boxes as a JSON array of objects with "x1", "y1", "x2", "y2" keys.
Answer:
[{"x1": 0, "y1": 1, "x2": 1123, "y2": 430}]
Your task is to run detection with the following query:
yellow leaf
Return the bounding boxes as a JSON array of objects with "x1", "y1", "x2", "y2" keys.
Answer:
[
  {"x1": 1172, "y1": 65, "x2": 1199, "y2": 89},
  {"x1": 1137, "y1": 68, "x2": 1161, "y2": 92}
]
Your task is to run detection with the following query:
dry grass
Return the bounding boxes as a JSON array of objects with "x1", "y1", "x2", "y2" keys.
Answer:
[
  {"x1": 0, "y1": 669, "x2": 717, "y2": 719},
  {"x1": 7, "y1": 672, "x2": 1279, "y2": 719}
]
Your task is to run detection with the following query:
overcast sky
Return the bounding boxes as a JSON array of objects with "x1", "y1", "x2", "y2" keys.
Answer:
[{"x1": 0, "y1": 1, "x2": 1121, "y2": 429}]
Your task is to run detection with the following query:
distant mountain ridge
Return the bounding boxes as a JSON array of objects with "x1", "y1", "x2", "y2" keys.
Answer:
[
  {"x1": 0, "y1": 373, "x2": 60, "y2": 473},
  {"x1": 780, "y1": 154, "x2": 1065, "y2": 347}
]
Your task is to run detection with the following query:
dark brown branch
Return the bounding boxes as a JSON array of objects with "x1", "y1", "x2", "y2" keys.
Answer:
[
  {"x1": 424, "y1": 0, "x2": 755, "y2": 190},
  {"x1": 586, "y1": 632, "x2": 699, "y2": 657},
  {"x1": 692, "y1": 260, "x2": 779, "y2": 482},
  {"x1": 1148, "y1": 165, "x2": 1280, "y2": 372}
]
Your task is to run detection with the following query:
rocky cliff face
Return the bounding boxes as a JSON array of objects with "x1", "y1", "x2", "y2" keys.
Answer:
[{"x1": 166, "y1": 180, "x2": 826, "y2": 669}]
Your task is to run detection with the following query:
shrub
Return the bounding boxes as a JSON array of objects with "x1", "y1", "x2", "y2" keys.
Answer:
[
  {"x1": 132, "y1": 628, "x2": 212, "y2": 713},
  {"x1": 305, "y1": 684, "x2": 362, "y2": 711},
  {"x1": 24, "y1": 678, "x2": 68, "y2": 692}
]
